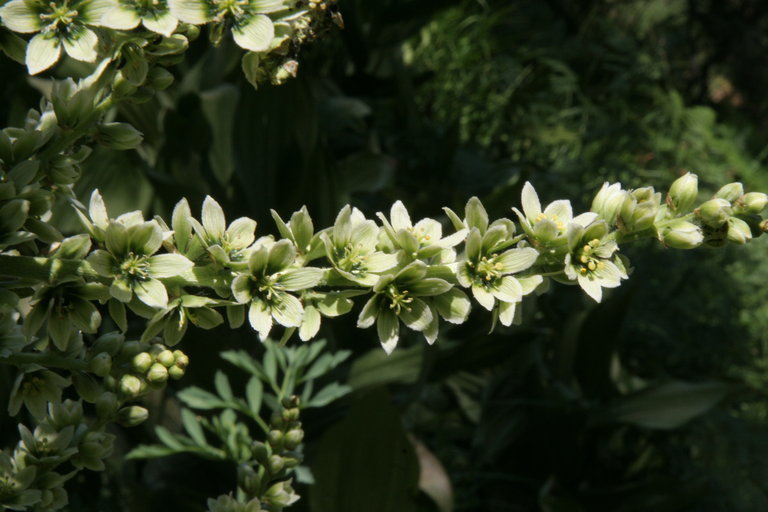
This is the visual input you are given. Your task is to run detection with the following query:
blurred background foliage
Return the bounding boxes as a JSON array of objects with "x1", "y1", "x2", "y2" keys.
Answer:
[{"x1": 4, "y1": 0, "x2": 768, "y2": 510}]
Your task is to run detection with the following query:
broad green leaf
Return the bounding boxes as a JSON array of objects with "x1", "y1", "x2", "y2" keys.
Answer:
[
  {"x1": 200, "y1": 85, "x2": 240, "y2": 185},
  {"x1": 181, "y1": 408, "x2": 207, "y2": 446},
  {"x1": 177, "y1": 386, "x2": 229, "y2": 410},
  {"x1": 309, "y1": 388, "x2": 420, "y2": 512},
  {"x1": 214, "y1": 371, "x2": 233, "y2": 401},
  {"x1": 245, "y1": 376, "x2": 263, "y2": 415},
  {"x1": 601, "y1": 381, "x2": 731, "y2": 430}
]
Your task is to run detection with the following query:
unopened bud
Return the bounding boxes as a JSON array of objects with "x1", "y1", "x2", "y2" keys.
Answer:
[
  {"x1": 88, "y1": 352, "x2": 112, "y2": 377},
  {"x1": 591, "y1": 182, "x2": 627, "y2": 225},
  {"x1": 252, "y1": 442, "x2": 269, "y2": 465},
  {"x1": 715, "y1": 182, "x2": 744, "y2": 202},
  {"x1": 264, "y1": 480, "x2": 299, "y2": 508},
  {"x1": 146, "y1": 363, "x2": 169, "y2": 385},
  {"x1": 696, "y1": 198, "x2": 732, "y2": 227},
  {"x1": 283, "y1": 429, "x2": 304, "y2": 450},
  {"x1": 92, "y1": 331, "x2": 124, "y2": 356},
  {"x1": 727, "y1": 217, "x2": 752, "y2": 244},
  {"x1": 172, "y1": 350, "x2": 189, "y2": 369},
  {"x1": 119, "y1": 340, "x2": 143, "y2": 359},
  {"x1": 95, "y1": 392, "x2": 118, "y2": 419},
  {"x1": 282, "y1": 407, "x2": 300, "y2": 423},
  {"x1": 267, "y1": 454, "x2": 285, "y2": 474},
  {"x1": 96, "y1": 122, "x2": 143, "y2": 150},
  {"x1": 659, "y1": 220, "x2": 703, "y2": 249},
  {"x1": 736, "y1": 192, "x2": 768, "y2": 215},
  {"x1": 147, "y1": 67, "x2": 174, "y2": 90},
  {"x1": 168, "y1": 365, "x2": 185, "y2": 380},
  {"x1": 667, "y1": 173, "x2": 698, "y2": 212},
  {"x1": 237, "y1": 464, "x2": 261, "y2": 495},
  {"x1": 267, "y1": 430, "x2": 283, "y2": 449},
  {"x1": 119, "y1": 374, "x2": 143, "y2": 398},
  {"x1": 156, "y1": 349, "x2": 175, "y2": 368},
  {"x1": 131, "y1": 352, "x2": 153, "y2": 374},
  {"x1": 116, "y1": 406, "x2": 149, "y2": 427}
]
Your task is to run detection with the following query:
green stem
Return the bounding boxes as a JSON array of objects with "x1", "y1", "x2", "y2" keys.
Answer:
[{"x1": 0, "y1": 352, "x2": 88, "y2": 371}]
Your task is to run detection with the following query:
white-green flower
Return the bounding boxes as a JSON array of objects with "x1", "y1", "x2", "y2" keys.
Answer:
[
  {"x1": 0, "y1": 450, "x2": 42, "y2": 511},
  {"x1": 357, "y1": 261, "x2": 453, "y2": 354},
  {"x1": 0, "y1": 0, "x2": 115, "y2": 74},
  {"x1": 169, "y1": 0, "x2": 289, "y2": 52},
  {"x1": 377, "y1": 200, "x2": 467, "y2": 263},
  {"x1": 456, "y1": 227, "x2": 541, "y2": 326},
  {"x1": 563, "y1": 220, "x2": 628, "y2": 302},
  {"x1": 99, "y1": 0, "x2": 179, "y2": 36},
  {"x1": 184, "y1": 196, "x2": 258, "y2": 267},
  {"x1": 231, "y1": 239, "x2": 324, "y2": 340},
  {"x1": 513, "y1": 181, "x2": 598, "y2": 250},
  {"x1": 81, "y1": 191, "x2": 194, "y2": 309},
  {"x1": 321, "y1": 205, "x2": 398, "y2": 286}
]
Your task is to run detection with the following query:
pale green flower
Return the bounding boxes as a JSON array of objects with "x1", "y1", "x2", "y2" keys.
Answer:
[
  {"x1": 82, "y1": 190, "x2": 194, "y2": 309},
  {"x1": 513, "y1": 181, "x2": 598, "y2": 251},
  {"x1": 17, "y1": 423, "x2": 78, "y2": 468},
  {"x1": 591, "y1": 182, "x2": 628, "y2": 226},
  {"x1": 271, "y1": 205, "x2": 325, "y2": 264},
  {"x1": 321, "y1": 205, "x2": 398, "y2": 286},
  {"x1": 8, "y1": 370, "x2": 70, "y2": 419},
  {"x1": 0, "y1": 451, "x2": 42, "y2": 511},
  {"x1": 99, "y1": 0, "x2": 179, "y2": 36},
  {"x1": 377, "y1": 200, "x2": 467, "y2": 263},
  {"x1": 183, "y1": 196, "x2": 258, "y2": 267},
  {"x1": 563, "y1": 220, "x2": 628, "y2": 302},
  {"x1": 231, "y1": 239, "x2": 324, "y2": 340},
  {"x1": 357, "y1": 261, "x2": 453, "y2": 354},
  {"x1": 0, "y1": 0, "x2": 115, "y2": 74},
  {"x1": 169, "y1": 0, "x2": 290, "y2": 52}
]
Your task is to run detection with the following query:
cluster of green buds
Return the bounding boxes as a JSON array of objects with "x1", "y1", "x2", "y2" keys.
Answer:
[
  {"x1": 212, "y1": 396, "x2": 303, "y2": 512},
  {"x1": 111, "y1": 342, "x2": 188, "y2": 402}
]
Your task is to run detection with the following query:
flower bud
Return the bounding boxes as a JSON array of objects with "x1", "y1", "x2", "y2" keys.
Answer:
[
  {"x1": 92, "y1": 331, "x2": 124, "y2": 356},
  {"x1": 267, "y1": 430, "x2": 283, "y2": 449},
  {"x1": 96, "y1": 122, "x2": 143, "y2": 150},
  {"x1": 659, "y1": 220, "x2": 703, "y2": 249},
  {"x1": 264, "y1": 480, "x2": 299, "y2": 508},
  {"x1": 146, "y1": 363, "x2": 169, "y2": 385},
  {"x1": 696, "y1": 198, "x2": 732, "y2": 227},
  {"x1": 251, "y1": 442, "x2": 269, "y2": 465},
  {"x1": 591, "y1": 182, "x2": 627, "y2": 225},
  {"x1": 282, "y1": 456, "x2": 301, "y2": 469},
  {"x1": 173, "y1": 350, "x2": 189, "y2": 369},
  {"x1": 727, "y1": 217, "x2": 752, "y2": 244},
  {"x1": 168, "y1": 365, "x2": 185, "y2": 380},
  {"x1": 715, "y1": 182, "x2": 744, "y2": 202},
  {"x1": 116, "y1": 406, "x2": 149, "y2": 427},
  {"x1": 667, "y1": 173, "x2": 698, "y2": 212},
  {"x1": 283, "y1": 429, "x2": 304, "y2": 450},
  {"x1": 282, "y1": 407, "x2": 300, "y2": 423},
  {"x1": 147, "y1": 67, "x2": 174, "y2": 90},
  {"x1": 132, "y1": 352, "x2": 153, "y2": 374},
  {"x1": 156, "y1": 349, "x2": 176, "y2": 368},
  {"x1": 237, "y1": 464, "x2": 261, "y2": 495},
  {"x1": 267, "y1": 454, "x2": 285, "y2": 474},
  {"x1": 119, "y1": 340, "x2": 143, "y2": 359},
  {"x1": 270, "y1": 411, "x2": 286, "y2": 430},
  {"x1": 88, "y1": 352, "x2": 112, "y2": 377},
  {"x1": 95, "y1": 392, "x2": 118, "y2": 419},
  {"x1": 736, "y1": 192, "x2": 768, "y2": 215},
  {"x1": 119, "y1": 374, "x2": 143, "y2": 398}
]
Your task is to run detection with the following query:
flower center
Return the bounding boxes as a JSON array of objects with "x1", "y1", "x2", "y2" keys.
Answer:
[
  {"x1": 576, "y1": 239, "x2": 603, "y2": 275},
  {"x1": 336, "y1": 243, "x2": 367, "y2": 275},
  {"x1": 467, "y1": 254, "x2": 503, "y2": 287},
  {"x1": 386, "y1": 285, "x2": 412, "y2": 314},
  {"x1": 215, "y1": 0, "x2": 250, "y2": 20},
  {"x1": 535, "y1": 213, "x2": 565, "y2": 231},
  {"x1": 40, "y1": 1, "x2": 79, "y2": 31},
  {"x1": 119, "y1": 253, "x2": 150, "y2": 281}
]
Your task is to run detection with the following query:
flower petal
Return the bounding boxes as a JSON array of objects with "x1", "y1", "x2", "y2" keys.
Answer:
[
  {"x1": 147, "y1": 253, "x2": 194, "y2": 278},
  {"x1": 498, "y1": 300, "x2": 516, "y2": 327},
  {"x1": 357, "y1": 295, "x2": 380, "y2": 329},
  {"x1": 142, "y1": 11, "x2": 179, "y2": 37},
  {"x1": 496, "y1": 247, "x2": 538, "y2": 274},
  {"x1": 433, "y1": 287, "x2": 471, "y2": 324},
  {"x1": 267, "y1": 239, "x2": 296, "y2": 274},
  {"x1": 87, "y1": 250, "x2": 116, "y2": 277},
  {"x1": 299, "y1": 305, "x2": 321, "y2": 341},
  {"x1": 277, "y1": 267, "x2": 324, "y2": 291},
  {"x1": 543, "y1": 199, "x2": 573, "y2": 223},
  {"x1": 271, "y1": 292, "x2": 303, "y2": 328},
  {"x1": 232, "y1": 14, "x2": 274, "y2": 52},
  {"x1": 390, "y1": 200, "x2": 412, "y2": 231},
  {"x1": 62, "y1": 27, "x2": 98, "y2": 63},
  {"x1": 26, "y1": 33, "x2": 62, "y2": 75},
  {"x1": 521, "y1": 182, "x2": 542, "y2": 220},
  {"x1": 134, "y1": 278, "x2": 168, "y2": 309},
  {"x1": 100, "y1": 4, "x2": 141, "y2": 30},
  {"x1": 226, "y1": 217, "x2": 257, "y2": 249},
  {"x1": 472, "y1": 285, "x2": 495, "y2": 311},
  {"x1": 398, "y1": 298, "x2": 433, "y2": 332},
  {"x1": 376, "y1": 309, "x2": 399, "y2": 355},
  {"x1": 577, "y1": 274, "x2": 603, "y2": 302},
  {"x1": 201, "y1": 196, "x2": 226, "y2": 241},
  {"x1": 490, "y1": 276, "x2": 523, "y2": 303},
  {"x1": 248, "y1": 300, "x2": 272, "y2": 340},
  {"x1": 169, "y1": 0, "x2": 212, "y2": 24},
  {"x1": 1, "y1": 0, "x2": 42, "y2": 33},
  {"x1": 110, "y1": 278, "x2": 133, "y2": 303}
]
